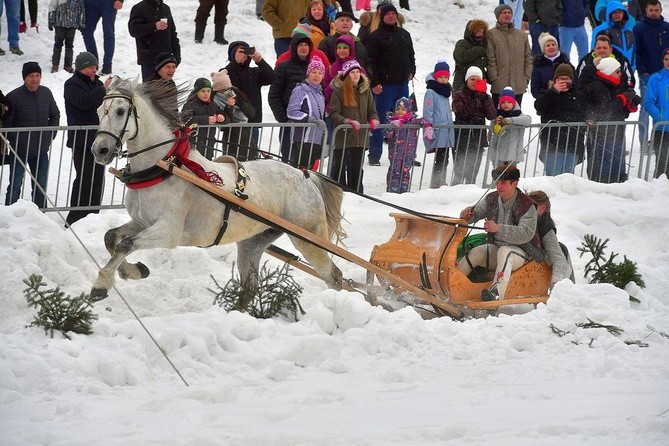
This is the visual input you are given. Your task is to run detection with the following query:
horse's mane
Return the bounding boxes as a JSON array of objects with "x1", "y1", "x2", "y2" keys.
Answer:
[{"x1": 109, "y1": 77, "x2": 191, "y2": 131}]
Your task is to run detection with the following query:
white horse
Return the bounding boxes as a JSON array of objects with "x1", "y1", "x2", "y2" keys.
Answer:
[{"x1": 89, "y1": 77, "x2": 345, "y2": 305}]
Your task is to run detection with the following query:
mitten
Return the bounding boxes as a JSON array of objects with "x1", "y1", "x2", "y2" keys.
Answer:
[
  {"x1": 473, "y1": 79, "x2": 487, "y2": 93},
  {"x1": 369, "y1": 118, "x2": 380, "y2": 130},
  {"x1": 389, "y1": 119, "x2": 402, "y2": 127},
  {"x1": 424, "y1": 125, "x2": 435, "y2": 140},
  {"x1": 345, "y1": 118, "x2": 361, "y2": 130}
]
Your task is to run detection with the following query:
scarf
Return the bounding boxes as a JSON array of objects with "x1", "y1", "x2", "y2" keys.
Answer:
[{"x1": 426, "y1": 79, "x2": 452, "y2": 98}]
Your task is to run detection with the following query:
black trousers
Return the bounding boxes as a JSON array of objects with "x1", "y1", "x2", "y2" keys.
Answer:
[
  {"x1": 66, "y1": 143, "x2": 105, "y2": 226},
  {"x1": 195, "y1": 0, "x2": 230, "y2": 25}
]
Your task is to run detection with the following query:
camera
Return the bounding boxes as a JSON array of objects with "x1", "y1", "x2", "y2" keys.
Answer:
[{"x1": 243, "y1": 46, "x2": 256, "y2": 56}]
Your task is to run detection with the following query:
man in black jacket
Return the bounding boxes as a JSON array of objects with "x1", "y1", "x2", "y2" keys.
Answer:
[
  {"x1": 128, "y1": 0, "x2": 181, "y2": 81},
  {"x1": 268, "y1": 32, "x2": 313, "y2": 161},
  {"x1": 365, "y1": 3, "x2": 415, "y2": 165},
  {"x1": 4, "y1": 62, "x2": 60, "y2": 208},
  {"x1": 222, "y1": 41, "x2": 275, "y2": 127},
  {"x1": 63, "y1": 52, "x2": 111, "y2": 226}
]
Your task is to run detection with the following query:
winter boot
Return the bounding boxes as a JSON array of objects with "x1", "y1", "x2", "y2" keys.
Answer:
[
  {"x1": 194, "y1": 22, "x2": 206, "y2": 44},
  {"x1": 214, "y1": 24, "x2": 228, "y2": 45},
  {"x1": 429, "y1": 148, "x2": 448, "y2": 189},
  {"x1": 51, "y1": 65, "x2": 58, "y2": 73},
  {"x1": 481, "y1": 284, "x2": 499, "y2": 302}
]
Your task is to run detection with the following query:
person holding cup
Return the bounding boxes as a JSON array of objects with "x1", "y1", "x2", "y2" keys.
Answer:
[{"x1": 128, "y1": 0, "x2": 181, "y2": 81}]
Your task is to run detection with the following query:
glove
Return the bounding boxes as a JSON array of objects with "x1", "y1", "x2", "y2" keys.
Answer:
[
  {"x1": 390, "y1": 119, "x2": 402, "y2": 127},
  {"x1": 473, "y1": 79, "x2": 487, "y2": 93},
  {"x1": 424, "y1": 125, "x2": 434, "y2": 140},
  {"x1": 345, "y1": 118, "x2": 361, "y2": 130},
  {"x1": 369, "y1": 119, "x2": 380, "y2": 130},
  {"x1": 49, "y1": 24, "x2": 54, "y2": 31}
]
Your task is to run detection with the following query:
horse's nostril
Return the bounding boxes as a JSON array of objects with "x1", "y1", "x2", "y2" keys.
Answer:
[{"x1": 99, "y1": 147, "x2": 109, "y2": 156}]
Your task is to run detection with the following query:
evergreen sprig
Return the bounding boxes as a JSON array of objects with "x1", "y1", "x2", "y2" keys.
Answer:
[
  {"x1": 577, "y1": 234, "x2": 645, "y2": 301},
  {"x1": 210, "y1": 262, "x2": 305, "y2": 320},
  {"x1": 23, "y1": 274, "x2": 97, "y2": 339}
]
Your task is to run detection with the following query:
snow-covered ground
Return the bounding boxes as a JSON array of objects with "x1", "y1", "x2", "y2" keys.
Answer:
[{"x1": 1, "y1": 1, "x2": 668, "y2": 444}]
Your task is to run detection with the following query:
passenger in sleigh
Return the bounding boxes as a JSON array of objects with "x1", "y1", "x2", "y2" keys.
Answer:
[{"x1": 456, "y1": 163, "x2": 543, "y2": 302}]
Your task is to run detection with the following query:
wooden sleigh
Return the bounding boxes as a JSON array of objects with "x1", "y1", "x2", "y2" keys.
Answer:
[
  {"x1": 156, "y1": 161, "x2": 550, "y2": 318},
  {"x1": 367, "y1": 213, "x2": 552, "y2": 316}
]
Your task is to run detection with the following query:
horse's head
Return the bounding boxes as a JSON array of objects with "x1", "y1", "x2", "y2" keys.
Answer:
[{"x1": 92, "y1": 77, "x2": 139, "y2": 165}]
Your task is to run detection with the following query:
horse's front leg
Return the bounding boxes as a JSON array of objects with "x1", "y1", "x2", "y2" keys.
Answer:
[
  {"x1": 103, "y1": 220, "x2": 151, "y2": 281},
  {"x1": 91, "y1": 220, "x2": 183, "y2": 301}
]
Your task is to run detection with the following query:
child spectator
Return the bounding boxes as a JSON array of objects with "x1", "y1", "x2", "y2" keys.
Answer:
[
  {"x1": 211, "y1": 69, "x2": 259, "y2": 161},
  {"x1": 488, "y1": 86, "x2": 531, "y2": 170},
  {"x1": 383, "y1": 97, "x2": 428, "y2": 193},
  {"x1": 182, "y1": 78, "x2": 228, "y2": 160},
  {"x1": 451, "y1": 66, "x2": 496, "y2": 185},
  {"x1": 287, "y1": 56, "x2": 327, "y2": 169},
  {"x1": 48, "y1": 0, "x2": 86, "y2": 73},
  {"x1": 422, "y1": 60, "x2": 455, "y2": 189},
  {"x1": 328, "y1": 59, "x2": 379, "y2": 192}
]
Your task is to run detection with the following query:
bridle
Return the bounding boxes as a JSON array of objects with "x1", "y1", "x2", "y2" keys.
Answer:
[{"x1": 96, "y1": 93, "x2": 140, "y2": 157}]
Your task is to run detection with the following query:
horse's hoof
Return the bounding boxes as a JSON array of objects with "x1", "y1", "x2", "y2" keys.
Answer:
[
  {"x1": 90, "y1": 288, "x2": 108, "y2": 302},
  {"x1": 137, "y1": 262, "x2": 150, "y2": 278}
]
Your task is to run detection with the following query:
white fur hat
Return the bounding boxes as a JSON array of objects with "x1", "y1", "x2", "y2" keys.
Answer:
[
  {"x1": 465, "y1": 66, "x2": 483, "y2": 81},
  {"x1": 597, "y1": 57, "x2": 621, "y2": 76},
  {"x1": 538, "y1": 32, "x2": 558, "y2": 53}
]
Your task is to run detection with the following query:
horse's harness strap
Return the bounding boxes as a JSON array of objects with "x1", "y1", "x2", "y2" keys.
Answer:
[{"x1": 207, "y1": 158, "x2": 250, "y2": 247}]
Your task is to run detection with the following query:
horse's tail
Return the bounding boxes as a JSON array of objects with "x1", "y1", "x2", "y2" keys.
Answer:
[{"x1": 311, "y1": 175, "x2": 347, "y2": 244}]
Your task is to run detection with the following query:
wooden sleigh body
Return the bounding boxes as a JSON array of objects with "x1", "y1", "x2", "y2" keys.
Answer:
[{"x1": 367, "y1": 213, "x2": 551, "y2": 315}]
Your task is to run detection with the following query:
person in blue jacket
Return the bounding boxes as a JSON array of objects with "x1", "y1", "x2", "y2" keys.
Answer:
[
  {"x1": 591, "y1": 1, "x2": 637, "y2": 70},
  {"x1": 643, "y1": 49, "x2": 669, "y2": 178},
  {"x1": 633, "y1": 0, "x2": 669, "y2": 144},
  {"x1": 423, "y1": 60, "x2": 455, "y2": 188}
]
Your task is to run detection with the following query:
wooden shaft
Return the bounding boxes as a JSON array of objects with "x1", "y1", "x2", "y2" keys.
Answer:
[{"x1": 156, "y1": 160, "x2": 462, "y2": 318}]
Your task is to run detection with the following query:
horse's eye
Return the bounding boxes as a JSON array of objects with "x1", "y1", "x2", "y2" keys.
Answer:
[{"x1": 116, "y1": 108, "x2": 125, "y2": 117}]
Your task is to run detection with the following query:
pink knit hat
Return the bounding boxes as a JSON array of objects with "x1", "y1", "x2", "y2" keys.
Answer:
[
  {"x1": 341, "y1": 59, "x2": 362, "y2": 78},
  {"x1": 307, "y1": 56, "x2": 325, "y2": 75}
]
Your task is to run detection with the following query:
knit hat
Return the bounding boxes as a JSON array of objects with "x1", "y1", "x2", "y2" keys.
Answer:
[
  {"x1": 494, "y1": 4, "x2": 513, "y2": 19},
  {"x1": 155, "y1": 52, "x2": 177, "y2": 72},
  {"x1": 597, "y1": 57, "x2": 621, "y2": 76},
  {"x1": 377, "y1": 0, "x2": 393, "y2": 8},
  {"x1": 498, "y1": 86, "x2": 516, "y2": 107},
  {"x1": 307, "y1": 56, "x2": 325, "y2": 75},
  {"x1": 193, "y1": 77, "x2": 212, "y2": 93},
  {"x1": 228, "y1": 40, "x2": 249, "y2": 62},
  {"x1": 433, "y1": 60, "x2": 450, "y2": 79},
  {"x1": 465, "y1": 66, "x2": 483, "y2": 81},
  {"x1": 553, "y1": 63, "x2": 574, "y2": 80},
  {"x1": 22, "y1": 61, "x2": 41, "y2": 79},
  {"x1": 341, "y1": 59, "x2": 362, "y2": 78},
  {"x1": 75, "y1": 51, "x2": 98, "y2": 71},
  {"x1": 292, "y1": 23, "x2": 312, "y2": 38},
  {"x1": 210, "y1": 69, "x2": 232, "y2": 92},
  {"x1": 538, "y1": 32, "x2": 558, "y2": 53},
  {"x1": 395, "y1": 96, "x2": 412, "y2": 113},
  {"x1": 380, "y1": 3, "x2": 398, "y2": 19},
  {"x1": 492, "y1": 163, "x2": 520, "y2": 181}
]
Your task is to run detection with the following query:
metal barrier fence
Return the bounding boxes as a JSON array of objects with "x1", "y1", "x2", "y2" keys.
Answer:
[{"x1": 1, "y1": 120, "x2": 666, "y2": 213}]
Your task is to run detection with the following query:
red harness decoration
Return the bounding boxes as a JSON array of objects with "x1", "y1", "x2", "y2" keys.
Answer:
[{"x1": 125, "y1": 128, "x2": 224, "y2": 190}]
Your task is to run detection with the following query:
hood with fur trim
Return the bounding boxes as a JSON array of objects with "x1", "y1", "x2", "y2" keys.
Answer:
[{"x1": 333, "y1": 71, "x2": 371, "y2": 92}]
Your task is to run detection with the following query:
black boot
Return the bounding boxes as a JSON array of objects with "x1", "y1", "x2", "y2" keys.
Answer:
[
  {"x1": 214, "y1": 24, "x2": 228, "y2": 45},
  {"x1": 194, "y1": 22, "x2": 206, "y2": 43}
]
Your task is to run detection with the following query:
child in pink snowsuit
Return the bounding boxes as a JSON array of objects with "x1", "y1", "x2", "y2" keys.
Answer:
[
  {"x1": 384, "y1": 97, "x2": 432, "y2": 193},
  {"x1": 356, "y1": 0, "x2": 371, "y2": 11}
]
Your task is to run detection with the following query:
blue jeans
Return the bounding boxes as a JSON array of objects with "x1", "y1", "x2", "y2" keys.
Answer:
[
  {"x1": 273, "y1": 37, "x2": 290, "y2": 58},
  {"x1": 370, "y1": 82, "x2": 409, "y2": 161},
  {"x1": 82, "y1": 0, "x2": 118, "y2": 72},
  {"x1": 5, "y1": 152, "x2": 50, "y2": 208},
  {"x1": 558, "y1": 25, "x2": 589, "y2": 61},
  {"x1": 530, "y1": 23, "x2": 559, "y2": 56},
  {"x1": 544, "y1": 151, "x2": 576, "y2": 176},
  {"x1": 1, "y1": 0, "x2": 21, "y2": 48}
]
